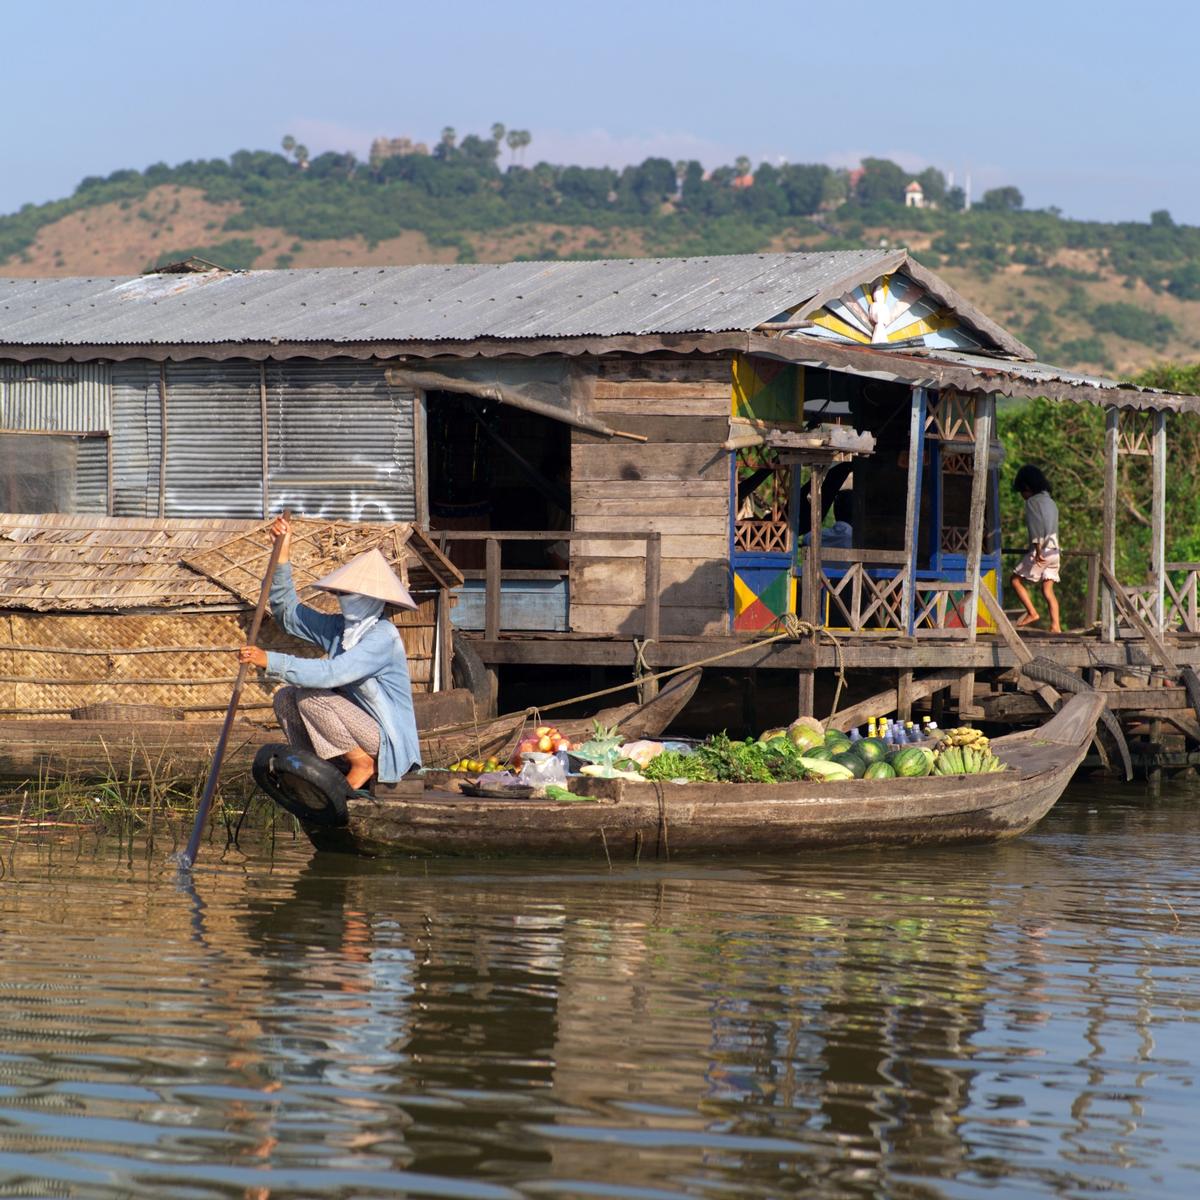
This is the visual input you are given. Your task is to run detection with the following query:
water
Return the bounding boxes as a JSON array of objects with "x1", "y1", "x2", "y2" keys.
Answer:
[{"x1": 0, "y1": 780, "x2": 1198, "y2": 1199}]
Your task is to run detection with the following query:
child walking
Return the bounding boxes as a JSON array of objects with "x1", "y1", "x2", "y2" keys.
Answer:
[{"x1": 1010, "y1": 465, "x2": 1061, "y2": 633}]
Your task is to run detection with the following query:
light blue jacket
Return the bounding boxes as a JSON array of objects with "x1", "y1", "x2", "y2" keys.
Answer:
[{"x1": 264, "y1": 563, "x2": 421, "y2": 782}]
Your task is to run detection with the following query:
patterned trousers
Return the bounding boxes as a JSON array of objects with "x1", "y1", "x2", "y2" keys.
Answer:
[{"x1": 273, "y1": 686, "x2": 381, "y2": 761}]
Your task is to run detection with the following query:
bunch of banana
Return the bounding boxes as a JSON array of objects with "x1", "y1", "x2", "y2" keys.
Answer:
[
  {"x1": 933, "y1": 744, "x2": 1007, "y2": 775},
  {"x1": 935, "y1": 726, "x2": 992, "y2": 755}
]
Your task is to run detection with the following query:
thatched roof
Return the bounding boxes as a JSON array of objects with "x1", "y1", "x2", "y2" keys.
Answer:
[{"x1": 0, "y1": 513, "x2": 461, "y2": 613}]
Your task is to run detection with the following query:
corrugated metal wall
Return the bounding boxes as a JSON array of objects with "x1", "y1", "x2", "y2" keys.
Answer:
[
  {"x1": 0, "y1": 362, "x2": 111, "y2": 432},
  {"x1": 163, "y1": 361, "x2": 263, "y2": 519},
  {"x1": 111, "y1": 361, "x2": 161, "y2": 516},
  {"x1": 266, "y1": 361, "x2": 416, "y2": 522},
  {"x1": 76, "y1": 437, "x2": 109, "y2": 513},
  {"x1": 0, "y1": 356, "x2": 419, "y2": 524}
]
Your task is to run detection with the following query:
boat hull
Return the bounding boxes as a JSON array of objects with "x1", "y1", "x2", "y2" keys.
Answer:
[{"x1": 308, "y1": 694, "x2": 1106, "y2": 859}]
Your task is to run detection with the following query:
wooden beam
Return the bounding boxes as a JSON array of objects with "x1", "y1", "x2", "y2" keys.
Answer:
[
  {"x1": 901, "y1": 388, "x2": 927, "y2": 635},
  {"x1": 1101, "y1": 407, "x2": 1119, "y2": 641},
  {"x1": 827, "y1": 671, "x2": 959, "y2": 733},
  {"x1": 1152, "y1": 409, "x2": 1167, "y2": 632},
  {"x1": 1100, "y1": 563, "x2": 1179, "y2": 673}
]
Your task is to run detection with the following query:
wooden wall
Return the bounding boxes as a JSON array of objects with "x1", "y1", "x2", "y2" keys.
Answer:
[{"x1": 570, "y1": 357, "x2": 731, "y2": 637}]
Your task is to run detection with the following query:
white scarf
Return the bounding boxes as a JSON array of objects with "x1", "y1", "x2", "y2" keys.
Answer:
[{"x1": 338, "y1": 592, "x2": 384, "y2": 651}]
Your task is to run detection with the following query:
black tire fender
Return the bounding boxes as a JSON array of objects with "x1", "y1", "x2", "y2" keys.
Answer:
[
  {"x1": 452, "y1": 637, "x2": 494, "y2": 716},
  {"x1": 252, "y1": 743, "x2": 351, "y2": 827},
  {"x1": 1021, "y1": 656, "x2": 1133, "y2": 781}
]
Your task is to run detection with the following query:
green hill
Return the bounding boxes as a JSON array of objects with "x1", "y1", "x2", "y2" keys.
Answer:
[{"x1": 3, "y1": 138, "x2": 1199, "y2": 375}]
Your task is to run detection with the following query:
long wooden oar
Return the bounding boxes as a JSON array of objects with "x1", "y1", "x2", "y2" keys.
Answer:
[{"x1": 179, "y1": 527, "x2": 286, "y2": 870}]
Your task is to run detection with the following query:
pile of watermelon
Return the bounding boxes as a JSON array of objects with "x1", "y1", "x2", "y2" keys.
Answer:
[{"x1": 759, "y1": 719, "x2": 934, "y2": 782}]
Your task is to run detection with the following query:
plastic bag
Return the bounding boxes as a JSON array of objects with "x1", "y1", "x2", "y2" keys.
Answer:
[{"x1": 517, "y1": 751, "x2": 567, "y2": 793}]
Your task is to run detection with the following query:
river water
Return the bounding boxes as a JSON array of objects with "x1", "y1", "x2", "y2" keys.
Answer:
[{"x1": 0, "y1": 780, "x2": 1197, "y2": 1199}]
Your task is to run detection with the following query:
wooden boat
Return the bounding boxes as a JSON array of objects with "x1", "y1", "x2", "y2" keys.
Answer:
[{"x1": 297, "y1": 692, "x2": 1105, "y2": 859}]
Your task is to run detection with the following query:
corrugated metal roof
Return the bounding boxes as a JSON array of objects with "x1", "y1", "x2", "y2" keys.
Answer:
[{"x1": 0, "y1": 251, "x2": 896, "y2": 347}]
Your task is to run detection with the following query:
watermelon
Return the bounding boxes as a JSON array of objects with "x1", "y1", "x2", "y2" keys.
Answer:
[
  {"x1": 855, "y1": 737, "x2": 888, "y2": 764},
  {"x1": 890, "y1": 747, "x2": 931, "y2": 777},
  {"x1": 832, "y1": 750, "x2": 867, "y2": 778},
  {"x1": 864, "y1": 761, "x2": 897, "y2": 780},
  {"x1": 758, "y1": 727, "x2": 788, "y2": 744},
  {"x1": 802, "y1": 745, "x2": 834, "y2": 762},
  {"x1": 824, "y1": 732, "x2": 852, "y2": 755},
  {"x1": 787, "y1": 723, "x2": 824, "y2": 752}
]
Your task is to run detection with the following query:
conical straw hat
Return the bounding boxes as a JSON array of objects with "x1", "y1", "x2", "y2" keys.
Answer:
[{"x1": 312, "y1": 548, "x2": 417, "y2": 609}]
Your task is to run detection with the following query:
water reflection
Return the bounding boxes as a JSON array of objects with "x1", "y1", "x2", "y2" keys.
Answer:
[{"x1": 0, "y1": 783, "x2": 1196, "y2": 1197}]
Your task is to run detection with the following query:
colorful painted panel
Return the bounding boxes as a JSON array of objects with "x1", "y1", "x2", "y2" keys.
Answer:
[
  {"x1": 804, "y1": 271, "x2": 983, "y2": 352},
  {"x1": 731, "y1": 356, "x2": 803, "y2": 425},
  {"x1": 733, "y1": 565, "x2": 796, "y2": 632}
]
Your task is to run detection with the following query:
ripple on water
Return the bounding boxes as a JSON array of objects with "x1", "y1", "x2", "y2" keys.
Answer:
[{"x1": 0, "y1": 782, "x2": 1198, "y2": 1197}]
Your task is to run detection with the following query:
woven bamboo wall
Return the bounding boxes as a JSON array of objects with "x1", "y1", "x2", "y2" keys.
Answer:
[{"x1": 0, "y1": 602, "x2": 437, "y2": 718}]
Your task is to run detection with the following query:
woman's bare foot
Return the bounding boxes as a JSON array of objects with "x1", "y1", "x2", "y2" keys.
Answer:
[
  {"x1": 1015, "y1": 612, "x2": 1040, "y2": 628},
  {"x1": 344, "y1": 747, "x2": 376, "y2": 790}
]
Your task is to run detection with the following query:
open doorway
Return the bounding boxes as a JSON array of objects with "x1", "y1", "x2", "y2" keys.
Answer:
[{"x1": 426, "y1": 390, "x2": 572, "y2": 573}]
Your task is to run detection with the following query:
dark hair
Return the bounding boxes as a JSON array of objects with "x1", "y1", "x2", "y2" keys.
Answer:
[
  {"x1": 832, "y1": 490, "x2": 853, "y2": 523},
  {"x1": 1012, "y1": 464, "x2": 1051, "y2": 497}
]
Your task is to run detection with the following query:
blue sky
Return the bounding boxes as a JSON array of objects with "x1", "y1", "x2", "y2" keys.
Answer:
[{"x1": 4, "y1": 0, "x2": 1198, "y2": 224}]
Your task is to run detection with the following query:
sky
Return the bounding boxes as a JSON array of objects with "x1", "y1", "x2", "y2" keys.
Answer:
[{"x1": 3, "y1": 0, "x2": 1199, "y2": 225}]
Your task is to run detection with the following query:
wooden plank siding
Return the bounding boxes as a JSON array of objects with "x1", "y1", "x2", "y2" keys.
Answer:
[{"x1": 570, "y1": 358, "x2": 732, "y2": 637}]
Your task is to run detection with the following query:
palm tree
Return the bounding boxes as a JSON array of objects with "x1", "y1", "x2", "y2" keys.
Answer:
[
  {"x1": 440, "y1": 126, "x2": 457, "y2": 151},
  {"x1": 294, "y1": 144, "x2": 309, "y2": 168},
  {"x1": 281, "y1": 134, "x2": 296, "y2": 156},
  {"x1": 734, "y1": 155, "x2": 751, "y2": 178},
  {"x1": 506, "y1": 128, "x2": 521, "y2": 165},
  {"x1": 515, "y1": 130, "x2": 532, "y2": 164},
  {"x1": 491, "y1": 122, "x2": 506, "y2": 144}
]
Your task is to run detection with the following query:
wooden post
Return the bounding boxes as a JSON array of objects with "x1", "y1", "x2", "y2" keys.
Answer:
[
  {"x1": 484, "y1": 537, "x2": 501, "y2": 641},
  {"x1": 798, "y1": 464, "x2": 827, "y2": 718},
  {"x1": 901, "y1": 388, "x2": 928, "y2": 635},
  {"x1": 1086, "y1": 552, "x2": 1101, "y2": 630},
  {"x1": 964, "y1": 394, "x2": 993, "y2": 639},
  {"x1": 413, "y1": 389, "x2": 429, "y2": 527},
  {"x1": 641, "y1": 532, "x2": 662, "y2": 701},
  {"x1": 1101, "y1": 407, "x2": 1119, "y2": 642},
  {"x1": 958, "y1": 393, "x2": 993, "y2": 719},
  {"x1": 897, "y1": 669, "x2": 913, "y2": 721},
  {"x1": 483, "y1": 536, "x2": 501, "y2": 715},
  {"x1": 1152, "y1": 409, "x2": 1167, "y2": 632}
]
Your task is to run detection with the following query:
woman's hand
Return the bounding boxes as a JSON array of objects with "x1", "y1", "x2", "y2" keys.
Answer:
[
  {"x1": 238, "y1": 645, "x2": 268, "y2": 669},
  {"x1": 270, "y1": 514, "x2": 292, "y2": 563}
]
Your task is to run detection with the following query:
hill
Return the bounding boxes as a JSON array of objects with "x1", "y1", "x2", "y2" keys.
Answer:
[{"x1": 3, "y1": 142, "x2": 1199, "y2": 376}]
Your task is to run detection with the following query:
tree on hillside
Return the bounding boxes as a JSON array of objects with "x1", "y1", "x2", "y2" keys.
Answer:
[
  {"x1": 944, "y1": 185, "x2": 966, "y2": 212},
  {"x1": 979, "y1": 186, "x2": 1023, "y2": 212},
  {"x1": 491, "y1": 122, "x2": 506, "y2": 145},
  {"x1": 915, "y1": 167, "x2": 947, "y2": 205},
  {"x1": 506, "y1": 129, "x2": 532, "y2": 164},
  {"x1": 293, "y1": 144, "x2": 309, "y2": 168},
  {"x1": 281, "y1": 134, "x2": 296, "y2": 156},
  {"x1": 779, "y1": 163, "x2": 829, "y2": 216},
  {"x1": 854, "y1": 158, "x2": 908, "y2": 207},
  {"x1": 734, "y1": 155, "x2": 751, "y2": 177}
]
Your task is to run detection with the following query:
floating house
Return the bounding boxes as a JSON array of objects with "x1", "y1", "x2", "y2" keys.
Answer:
[{"x1": 0, "y1": 252, "x2": 1196, "y2": 740}]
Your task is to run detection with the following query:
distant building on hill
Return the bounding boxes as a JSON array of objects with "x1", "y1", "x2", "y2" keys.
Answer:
[
  {"x1": 369, "y1": 137, "x2": 430, "y2": 168},
  {"x1": 905, "y1": 180, "x2": 925, "y2": 208}
]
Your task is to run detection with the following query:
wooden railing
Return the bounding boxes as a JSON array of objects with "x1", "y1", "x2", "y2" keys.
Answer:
[
  {"x1": 810, "y1": 549, "x2": 981, "y2": 637},
  {"x1": 1117, "y1": 563, "x2": 1200, "y2": 634}
]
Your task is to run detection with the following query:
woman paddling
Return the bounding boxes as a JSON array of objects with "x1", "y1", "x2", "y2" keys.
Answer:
[{"x1": 238, "y1": 516, "x2": 421, "y2": 792}]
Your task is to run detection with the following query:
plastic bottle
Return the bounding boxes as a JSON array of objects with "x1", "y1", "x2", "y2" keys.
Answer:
[{"x1": 849, "y1": 727, "x2": 862, "y2": 742}]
